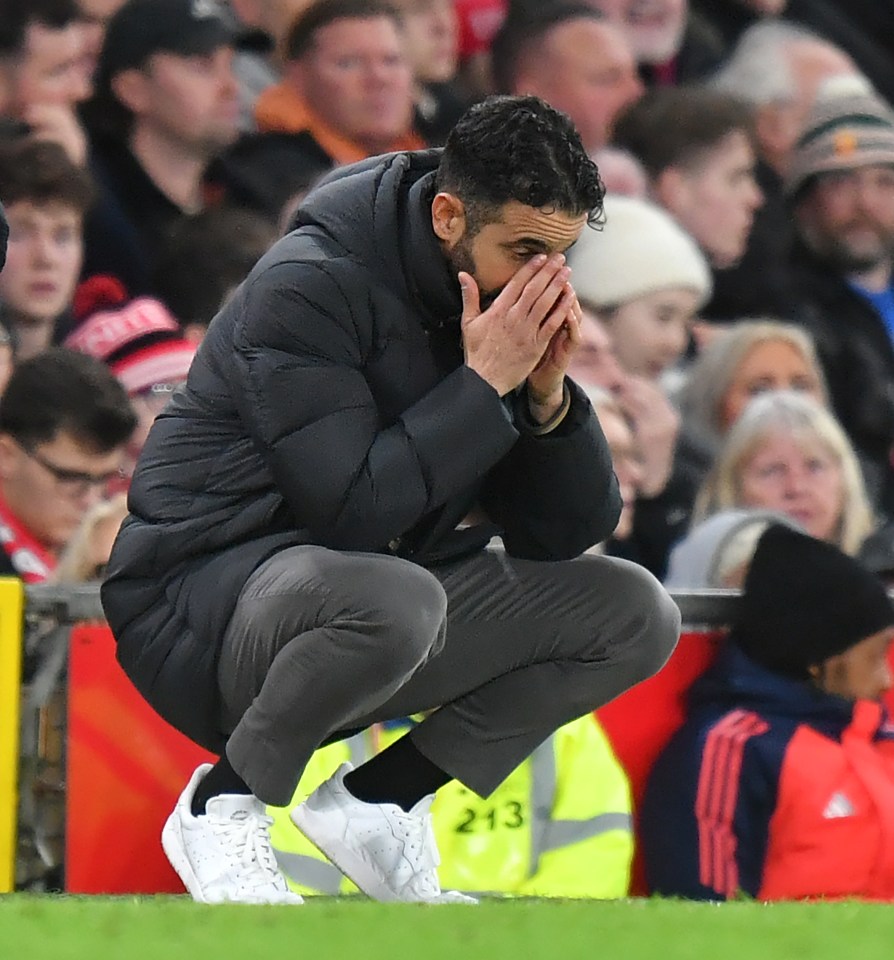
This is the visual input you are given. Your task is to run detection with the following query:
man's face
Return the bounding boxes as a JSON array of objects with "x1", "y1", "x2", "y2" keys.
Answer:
[
  {"x1": 796, "y1": 165, "x2": 894, "y2": 275},
  {"x1": 77, "y1": 0, "x2": 127, "y2": 85},
  {"x1": 661, "y1": 130, "x2": 763, "y2": 268},
  {"x1": 0, "y1": 429, "x2": 125, "y2": 550},
  {"x1": 586, "y1": 0, "x2": 687, "y2": 65},
  {"x1": 120, "y1": 47, "x2": 240, "y2": 154},
  {"x1": 567, "y1": 308, "x2": 627, "y2": 392},
  {"x1": 389, "y1": 0, "x2": 458, "y2": 84},
  {"x1": 440, "y1": 199, "x2": 588, "y2": 306},
  {"x1": 290, "y1": 17, "x2": 414, "y2": 153},
  {"x1": 514, "y1": 19, "x2": 643, "y2": 154},
  {"x1": 8, "y1": 21, "x2": 91, "y2": 114},
  {"x1": 0, "y1": 201, "x2": 83, "y2": 325},
  {"x1": 813, "y1": 627, "x2": 894, "y2": 702}
]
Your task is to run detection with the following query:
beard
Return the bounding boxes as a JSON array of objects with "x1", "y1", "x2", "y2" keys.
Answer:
[
  {"x1": 806, "y1": 218, "x2": 894, "y2": 275},
  {"x1": 446, "y1": 236, "x2": 503, "y2": 309}
]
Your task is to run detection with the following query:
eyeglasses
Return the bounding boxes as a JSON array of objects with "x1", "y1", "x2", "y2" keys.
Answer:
[{"x1": 20, "y1": 444, "x2": 122, "y2": 496}]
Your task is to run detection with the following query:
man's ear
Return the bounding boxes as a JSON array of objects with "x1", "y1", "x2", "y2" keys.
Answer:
[
  {"x1": 431, "y1": 192, "x2": 466, "y2": 247},
  {"x1": 111, "y1": 68, "x2": 150, "y2": 115}
]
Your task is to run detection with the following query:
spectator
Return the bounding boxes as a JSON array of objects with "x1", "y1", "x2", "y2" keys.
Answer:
[
  {"x1": 676, "y1": 319, "x2": 827, "y2": 500},
  {"x1": 568, "y1": 194, "x2": 711, "y2": 572},
  {"x1": 692, "y1": 390, "x2": 874, "y2": 556},
  {"x1": 0, "y1": 347, "x2": 135, "y2": 582},
  {"x1": 64, "y1": 276, "x2": 196, "y2": 483},
  {"x1": 267, "y1": 713, "x2": 635, "y2": 899},
  {"x1": 585, "y1": 0, "x2": 724, "y2": 87},
  {"x1": 786, "y1": 77, "x2": 894, "y2": 516},
  {"x1": 691, "y1": 0, "x2": 894, "y2": 109},
  {"x1": 705, "y1": 21, "x2": 859, "y2": 321},
  {"x1": 452, "y1": 0, "x2": 506, "y2": 101},
  {"x1": 569, "y1": 194, "x2": 712, "y2": 383},
  {"x1": 389, "y1": 0, "x2": 466, "y2": 146},
  {"x1": 254, "y1": 0, "x2": 424, "y2": 162},
  {"x1": 643, "y1": 523, "x2": 894, "y2": 901},
  {"x1": 664, "y1": 507, "x2": 801, "y2": 589},
  {"x1": 82, "y1": 0, "x2": 241, "y2": 295},
  {"x1": 0, "y1": 0, "x2": 92, "y2": 164},
  {"x1": 151, "y1": 207, "x2": 276, "y2": 340},
  {"x1": 614, "y1": 86, "x2": 764, "y2": 276},
  {"x1": 0, "y1": 139, "x2": 95, "y2": 360},
  {"x1": 491, "y1": 4, "x2": 642, "y2": 155},
  {"x1": 567, "y1": 310, "x2": 626, "y2": 394}
]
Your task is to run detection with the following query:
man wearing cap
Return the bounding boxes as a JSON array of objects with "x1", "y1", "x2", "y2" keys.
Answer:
[
  {"x1": 82, "y1": 0, "x2": 241, "y2": 296},
  {"x1": 642, "y1": 523, "x2": 894, "y2": 901},
  {"x1": 786, "y1": 77, "x2": 894, "y2": 515}
]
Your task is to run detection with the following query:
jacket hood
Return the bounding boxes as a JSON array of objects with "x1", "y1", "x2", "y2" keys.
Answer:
[
  {"x1": 292, "y1": 149, "x2": 462, "y2": 330},
  {"x1": 664, "y1": 509, "x2": 801, "y2": 589}
]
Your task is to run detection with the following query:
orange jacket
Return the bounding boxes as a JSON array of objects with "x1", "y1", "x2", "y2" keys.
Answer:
[{"x1": 254, "y1": 84, "x2": 425, "y2": 165}]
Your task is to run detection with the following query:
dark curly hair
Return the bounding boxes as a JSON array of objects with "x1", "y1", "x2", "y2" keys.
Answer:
[{"x1": 436, "y1": 95, "x2": 605, "y2": 236}]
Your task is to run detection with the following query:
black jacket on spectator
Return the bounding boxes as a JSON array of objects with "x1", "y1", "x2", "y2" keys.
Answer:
[
  {"x1": 83, "y1": 136, "x2": 200, "y2": 296},
  {"x1": 101, "y1": 148, "x2": 621, "y2": 752},
  {"x1": 790, "y1": 240, "x2": 894, "y2": 512}
]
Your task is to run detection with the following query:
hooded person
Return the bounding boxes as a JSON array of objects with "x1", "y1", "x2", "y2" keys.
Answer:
[
  {"x1": 643, "y1": 523, "x2": 894, "y2": 902},
  {"x1": 663, "y1": 508, "x2": 803, "y2": 589}
]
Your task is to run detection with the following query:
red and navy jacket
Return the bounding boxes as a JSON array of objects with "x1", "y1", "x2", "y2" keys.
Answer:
[{"x1": 641, "y1": 644, "x2": 894, "y2": 901}]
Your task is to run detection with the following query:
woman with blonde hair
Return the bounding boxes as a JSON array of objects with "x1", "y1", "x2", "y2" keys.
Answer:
[
  {"x1": 692, "y1": 390, "x2": 874, "y2": 555},
  {"x1": 677, "y1": 319, "x2": 827, "y2": 479},
  {"x1": 615, "y1": 318, "x2": 826, "y2": 577}
]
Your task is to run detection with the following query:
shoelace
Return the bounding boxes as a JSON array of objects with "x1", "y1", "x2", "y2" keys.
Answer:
[
  {"x1": 211, "y1": 811, "x2": 289, "y2": 894},
  {"x1": 394, "y1": 810, "x2": 442, "y2": 898}
]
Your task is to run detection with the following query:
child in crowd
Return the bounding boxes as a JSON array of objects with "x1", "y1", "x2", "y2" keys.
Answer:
[{"x1": 0, "y1": 140, "x2": 94, "y2": 360}]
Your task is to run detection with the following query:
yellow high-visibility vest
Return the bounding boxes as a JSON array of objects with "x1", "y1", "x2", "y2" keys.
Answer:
[{"x1": 267, "y1": 715, "x2": 633, "y2": 899}]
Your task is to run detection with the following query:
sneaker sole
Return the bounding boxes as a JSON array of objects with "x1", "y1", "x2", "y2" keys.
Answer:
[
  {"x1": 161, "y1": 811, "x2": 213, "y2": 904},
  {"x1": 291, "y1": 803, "x2": 406, "y2": 903}
]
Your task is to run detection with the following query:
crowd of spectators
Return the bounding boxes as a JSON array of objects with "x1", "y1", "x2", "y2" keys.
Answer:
[{"x1": 3, "y1": 0, "x2": 894, "y2": 902}]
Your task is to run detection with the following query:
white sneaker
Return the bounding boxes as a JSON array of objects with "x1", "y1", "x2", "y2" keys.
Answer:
[
  {"x1": 162, "y1": 763, "x2": 303, "y2": 905},
  {"x1": 291, "y1": 762, "x2": 476, "y2": 904}
]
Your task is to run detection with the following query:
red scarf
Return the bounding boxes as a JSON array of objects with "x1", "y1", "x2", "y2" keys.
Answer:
[{"x1": 0, "y1": 493, "x2": 56, "y2": 583}]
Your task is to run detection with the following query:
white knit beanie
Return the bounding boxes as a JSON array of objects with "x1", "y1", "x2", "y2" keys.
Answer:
[{"x1": 568, "y1": 195, "x2": 713, "y2": 310}]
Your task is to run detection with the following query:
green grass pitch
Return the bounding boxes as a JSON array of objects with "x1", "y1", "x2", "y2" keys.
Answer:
[{"x1": 4, "y1": 897, "x2": 894, "y2": 960}]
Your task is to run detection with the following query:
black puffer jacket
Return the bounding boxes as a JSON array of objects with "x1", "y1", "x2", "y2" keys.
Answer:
[{"x1": 101, "y1": 149, "x2": 621, "y2": 751}]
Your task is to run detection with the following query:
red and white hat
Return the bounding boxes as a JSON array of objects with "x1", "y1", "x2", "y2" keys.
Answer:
[{"x1": 66, "y1": 276, "x2": 196, "y2": 395}]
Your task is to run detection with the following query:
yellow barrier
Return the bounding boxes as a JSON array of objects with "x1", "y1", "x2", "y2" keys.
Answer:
[{"x1": 0, "y1": 577, "x2": 24, "y2": 893}]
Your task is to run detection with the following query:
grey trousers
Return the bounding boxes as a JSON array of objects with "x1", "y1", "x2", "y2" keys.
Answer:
[{"x1": 218, "y1": 544, "x2": 680, "y2": 806}]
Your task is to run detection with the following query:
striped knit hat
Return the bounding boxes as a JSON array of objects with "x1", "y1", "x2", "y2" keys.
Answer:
[{"x1": 785, "y1": 76, "x2": 894, "y2": 198}]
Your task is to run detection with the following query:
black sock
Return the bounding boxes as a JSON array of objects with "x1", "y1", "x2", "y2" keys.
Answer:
[
  {"x1": 343, "y1": 734, "x2": 452, "y2": 812},
  {"x1": 191, "y1": 753, "x2": 253, "y2": 816}
]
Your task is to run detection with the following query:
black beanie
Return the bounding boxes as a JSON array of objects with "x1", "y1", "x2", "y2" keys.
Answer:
[{"x1": 729, "y1": 524, "x2": 894, "y2": 678}]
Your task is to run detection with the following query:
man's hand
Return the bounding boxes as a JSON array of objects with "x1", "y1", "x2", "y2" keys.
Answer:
[
  {"x1": 525, "y1": 285, "x2": 583, "y2": 422},
  {"x1": 23, "y1": 104, "x2": 88, "y2": 166},
  {"x1": 617, "y1": 376, "x2": 680, "y2": 497},
  {"x1": 460, "y1": 254, "x2": 577, "y2": 407}
]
